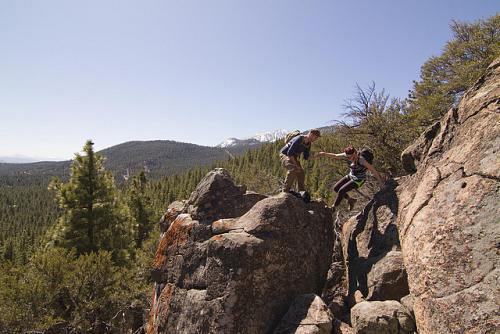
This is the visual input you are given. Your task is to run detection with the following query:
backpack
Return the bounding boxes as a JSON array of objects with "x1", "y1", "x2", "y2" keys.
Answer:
[
  {"x1": 359, "y1": 147, "x2": 374, "y2": 164},
  {"x1": 285, "y1": 130, "x2": 302, "y2": 144}
]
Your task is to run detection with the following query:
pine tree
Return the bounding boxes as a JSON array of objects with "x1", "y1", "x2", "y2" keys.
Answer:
[
  {"x1": 408, "y1": 14, "x2": 500, "y2": 127},
  {"x1": 48, "y1": 140, "x2": 133, "y2": 263},
  {"x1": 126, "y1": 171, "x2": 153, "y2": 249}
]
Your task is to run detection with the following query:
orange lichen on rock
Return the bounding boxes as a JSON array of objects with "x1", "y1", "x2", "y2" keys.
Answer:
[
  {"x1": 210, "y1": 234, "x2": 225, "y2": 242},
  {"x1": 152, "y1": 215, "x2": 194, "y2": 271},
  {"x1": 147, "y1": 283, "x2": 175, "y2": 334}
]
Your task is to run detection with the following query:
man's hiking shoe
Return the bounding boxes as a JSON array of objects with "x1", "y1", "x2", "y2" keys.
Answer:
[
  {"x1": 348, "y1": 198, "x2": 357, "y2": 211},
  {"x1": 288, "y1": 190, "x2": 311, "y2": 203}
]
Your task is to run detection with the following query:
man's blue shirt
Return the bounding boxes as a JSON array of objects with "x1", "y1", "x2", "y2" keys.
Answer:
[{"x1": 280, "y1": 135, "x2": 310, "y2": 160}]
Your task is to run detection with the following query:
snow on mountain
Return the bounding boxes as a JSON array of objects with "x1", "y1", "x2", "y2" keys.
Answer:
[
  {"x1": 251, "y1": 129, "x2": 289, "y2": 143},
  {"x1": 217, "y1": 138, "x2": 239, "y2": 148},
  {"x1": 217, "y1": 129, "x2": 289, "y2": 148}
]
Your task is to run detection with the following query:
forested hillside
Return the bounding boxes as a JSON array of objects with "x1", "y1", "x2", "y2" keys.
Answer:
[
  {"x1": 0, "y1": 183, "x2": 58, "y2": 264},
  {"x1": 98, "y1": 140, "x2": 232, "y2": 179},
  {"x1": 0, "y1": 140, "x2": 233, "y2": 181}
]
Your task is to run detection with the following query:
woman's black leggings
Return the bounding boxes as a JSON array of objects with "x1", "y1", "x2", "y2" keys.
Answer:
[{"x1": 333, "y1": 175, "x2": 361, "y2": 207}]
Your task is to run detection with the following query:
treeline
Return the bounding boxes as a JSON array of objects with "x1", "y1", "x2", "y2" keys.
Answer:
[
  {"x1": 0, "y1": 184, "x2": 59, "y2": 264},
  {"x1": 1, "y1": 141, "x2": 159, "y2": 333},
  {"x1": 0, "y1": 14, "x2": 498, "y2": 333}
]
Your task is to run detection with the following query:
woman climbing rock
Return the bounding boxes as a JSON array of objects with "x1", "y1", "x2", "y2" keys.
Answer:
[{"x1": 314, "y1": 146, "x2": 384, "y2": 210}]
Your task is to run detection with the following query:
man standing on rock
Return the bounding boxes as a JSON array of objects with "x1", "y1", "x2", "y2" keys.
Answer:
[{"x1": 280, "y1": 129, "x2": 321, "y2": 192}]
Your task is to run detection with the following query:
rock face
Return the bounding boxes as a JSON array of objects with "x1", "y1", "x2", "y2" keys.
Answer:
[
  {"x1": 351, "y1": 300, "x2": 416, "y2": 334},
  {"x1": 399, "y1": 295, "x2": 415, "y2": 322},
  {"x1": 321, "y1": 218, "x2": 349, "y2": 321},
  {"x1": 158, "y1": 200, "x2": 186, "y2": 233},
  {"x1": 274, "y1": 294, "x2": 333, "y2": 334},
  {"x1": 339, "y1": 179, "x2": 409, "y2": 306},
  {"x1": 146, "y1": 58, "x2": 499, "y2": 334},
  {"x1": 186, "y1": 168, "x2": 266, "y2": 222},
  {"x1": 397, "y1": 58, "x2": 500, "y2": 333},
  {"x1": 148, "y1": 169, "x2": 334, "y2": 334},
  {"x1": 341, "y1": 179, "x2": 400, "y2": 261},
  {"x1": 365, "y1": 250, "x2": 409, "y2": 302}
]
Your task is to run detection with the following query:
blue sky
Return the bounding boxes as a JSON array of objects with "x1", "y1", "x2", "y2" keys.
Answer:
[{"x1": 0, "y1": 0, "x2": 498, "y2": 160}]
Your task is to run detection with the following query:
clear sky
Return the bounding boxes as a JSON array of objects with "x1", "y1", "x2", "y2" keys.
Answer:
[{"x1": 1, "y1": 0, "x2": 498, "y2": 160}]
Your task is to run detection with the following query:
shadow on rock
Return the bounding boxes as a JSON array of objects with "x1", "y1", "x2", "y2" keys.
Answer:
[{"x1": 342, "y1": 179, "x2": 408, "y2": 306}]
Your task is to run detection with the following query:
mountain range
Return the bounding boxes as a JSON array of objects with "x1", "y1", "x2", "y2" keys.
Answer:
[
  {"x1": 0, "y1": 141, "x2": 231, "y2": 182},
  {"x1": 0, "y1": 127, "x2": 337, "y2": 182}
]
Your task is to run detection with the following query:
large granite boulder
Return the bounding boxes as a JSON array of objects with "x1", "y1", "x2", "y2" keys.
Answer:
[
  {"x1": 397, "y1": 58, "x2": 500, "y2": 333},
  {"x1": 187, "y1": 168, "x2": 266, "y2": 221},
  {"x1": 274, "y1": 294, "x2": 333, "y2": 334},
  {"x1": 366, "y1": 250, "x2": 409, "y2": 302},
  {"x1": 351, "y1": 300, "x2": 416, "y2": 334},
  {"x1": 148, "y1": 169, "x2": 334, "y2": 334},
  {"x1": 150, "y1": 213, "x2": 211, "y2": 284},
  {"x1": 151, "y1": 169, "x2": 265, "y2": 283}
]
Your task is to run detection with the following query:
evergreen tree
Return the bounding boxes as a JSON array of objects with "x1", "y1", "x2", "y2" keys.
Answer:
[
  {"x1": 48, "y1": 140, "x2": 133, "y2": 263},
  {"x1": 126, "y1": 171, "x2": 153, "y2": 249},
  {"x1": 408, "y1": 14, "x2": 500, "y2": 127}
]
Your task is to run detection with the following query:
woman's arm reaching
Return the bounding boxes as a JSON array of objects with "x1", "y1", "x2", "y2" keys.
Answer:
[
  {"x1": 313, "y1": 152, "x2": 345, "y2": 160},
  {"x1": 360, "y1": 159, "x2": 384, "y2": 185}
]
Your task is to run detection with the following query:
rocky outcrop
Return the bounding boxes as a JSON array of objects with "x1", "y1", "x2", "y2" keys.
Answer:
[
  {"x1": 365, "y1": 250, "x2": 408, "y2": 302},
  {"x1": 158, "y1": 200, "x2": 186, "y2": 233},
  {"x1": 401, "y1": 122, "x2": 441, "y2": 174},
  {"x1": 397, "y1": 58, "x2": 500, "y2": 333},
  {"x1": 321, "y1": 215, "x2": 349, "y2": 321},
  {"x1": 351, "y1": 301, "x2": 416, "y2": 334},
  {"x1": 332, "y1": 59, "x2": 499, "y2": 332},
  {"x1": 186, "y1": 168, "x2": 266, "y2": 221},
  {"x1": 274, "y1": 294, "x2": 333, "y2": 334},
  {"x1": 338, "y1": 179, "x2": 408, "y2": 306},
  {"x1": 341, "y1": 179, "x2": 400, "y2": 261},
  {"x1": 148, "y1": 169, "x2": 334, "y2": 334},
  {"x1": 146, "y1": 58, "x2": 499, "y2": 334}
]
